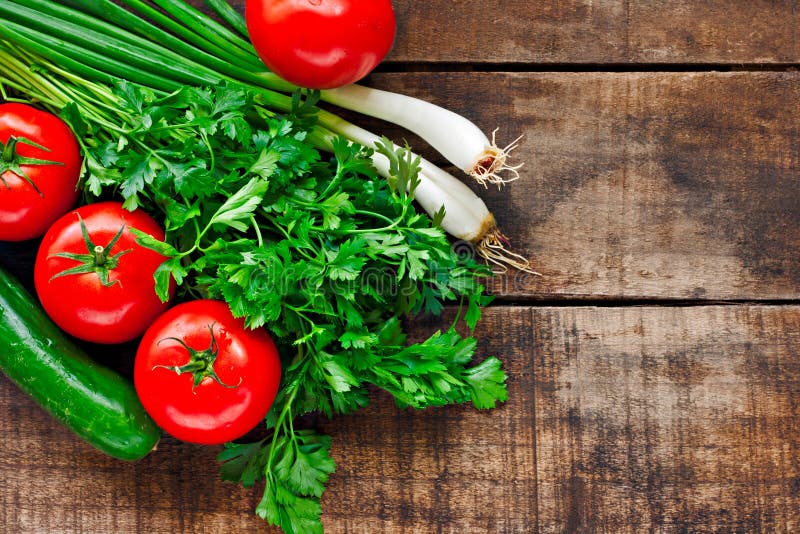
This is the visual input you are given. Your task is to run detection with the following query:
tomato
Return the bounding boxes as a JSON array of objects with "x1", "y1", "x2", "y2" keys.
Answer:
[
  {"x1": 134, "y1": 300, "x2": 281, "y2": 445},
  {"x1": 0, "y1": 103, "x2": 82, "y2": 241},
  {"x1": 34, "y1": 201, "x2": 174, "y2": 344},
  {"x1": 246, "y1": 0, "x2": 396, "y2": 89}
]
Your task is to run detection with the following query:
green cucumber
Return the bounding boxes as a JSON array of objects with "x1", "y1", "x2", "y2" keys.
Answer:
[{"x1": 0, "y1": 266, "x2": 160, "y2": 460}]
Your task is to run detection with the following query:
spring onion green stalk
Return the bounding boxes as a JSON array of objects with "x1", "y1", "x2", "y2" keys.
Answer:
[
  {"x1": 65, "y1": 0, "x2": 263, "y2": 71},
  {"x1": 202, "y1": 0, "x2": 249, "y2": 39},
  {"x1": 56, "y1": 0, "x2": 524, "y2": 189},
  {"x1": 149, "y1": 0, "x2": 257, "y2": 56},
  {"x1": 0, "y1": 0, "x2": 533, "y2": 273}
]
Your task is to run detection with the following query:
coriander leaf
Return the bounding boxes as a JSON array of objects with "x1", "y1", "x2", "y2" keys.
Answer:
[
  {"x1": 165, "y1": 160, "x2": 213, "y2": 199},
  {"x1": 286, "y1": 430, "x2": 336, "y2": 497},
  {"x1": 432, "y1": 205, "x2": 447, "y2": 227},
  {"x1": 129, "y1": 228, "x2": 179, "y2": 257},
  {"x1": 464, "y1": 285, "x2": 486, "y2": 331},
  {"x1": 319, "y1": 355, "x2": 359, "y2": 393},
  {"x1": 83, "y1": 155, "x2": 123, "y2": 197},
  {"x1": 406, "y1": 248, "x2": 430, "y2": 281},
  {"x1": 115, "y1": 80, "x2": 151, "y2": 114},
  {"x1": 362, "y1": 329, "x2": 508, "y2": 410},
  {"x1": 152, "y1": 257, "x2": 188, "y2": 303},
  {"x1": 120, "y1": 152, "x2": 158, "y2": 202},
  {"x1": 251, "y1": 427, "x2": 334, "y2": 534},
  {"x1": 59, "y1": 102, "x2": 88, "y2": 139},
  {"x1": 338, "y1": 330, "x2": 378, "y2": 349}
]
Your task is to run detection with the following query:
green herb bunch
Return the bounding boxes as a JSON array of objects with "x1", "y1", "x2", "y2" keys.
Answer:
[{"x1": 52, "y1": 79, "x2": 507, "y2": 533}]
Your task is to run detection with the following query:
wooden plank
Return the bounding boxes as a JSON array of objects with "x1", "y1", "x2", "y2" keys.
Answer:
[
  {"x1": 532, "y1": 305, "x2": 800, "y2": 532},
  {"x1": 0, "y1": 377, "x2": 270, "y2": 532},
  {"x1": 212, "y1": 1, "x2": 800, "y2": 64},
  {"x1": 358, "y1": 71, "x2": 800, "y2": 301},
  {"x1": 1, "y1": 306, "x2": 796, "y2": 532},
  {"x1": 3, "y1": 71, "x2": 799, "y2": 302}
]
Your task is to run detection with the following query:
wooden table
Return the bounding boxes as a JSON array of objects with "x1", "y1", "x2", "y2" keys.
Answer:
[{"x1": 1, "y1": 1, "x2": 799, "y2": 532}]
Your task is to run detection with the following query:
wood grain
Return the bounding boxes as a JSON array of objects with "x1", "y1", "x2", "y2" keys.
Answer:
[
  {"x1": 213, "y1": 1, "x2": 800, "y2": 64},
  {"x1": 532, "y1": 305, "x2": 800, "y2": 533},
  {"x1": 1, "y1": 306, "x2": 797, "y2": 532},
  {"x1": 0, "y1": 416, "x2": 268, "y2": 533},
  {"x1": 356, "y1": 71, "x2": 800, "y2": 301}
]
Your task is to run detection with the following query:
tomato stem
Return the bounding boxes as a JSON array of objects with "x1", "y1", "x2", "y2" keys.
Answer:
[
  {"x1": 154, "y1": 323, "x2": 242, "y2": 390},
  {"x1": 93, "y1": 245, "x2": 106, "y2": 266}
]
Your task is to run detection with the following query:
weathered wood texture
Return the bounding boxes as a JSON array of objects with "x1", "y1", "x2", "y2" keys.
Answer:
[
  {"x1": 358, "y1": 71, "x2": 800, "y2": 301},
  {"x1": 532, "y1": 305, "x2": 800, "y2": 533},
  {"x1": 220, "y1": 0, "x2": 800, "y2": 64},
  {"x1": 1, "y1": 306, "x2": 798, "y2": 532}
]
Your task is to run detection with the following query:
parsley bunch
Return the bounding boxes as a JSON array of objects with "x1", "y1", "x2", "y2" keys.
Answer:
[{"x1": 59, "y1": 81, "x2": 506, "y2": 533}]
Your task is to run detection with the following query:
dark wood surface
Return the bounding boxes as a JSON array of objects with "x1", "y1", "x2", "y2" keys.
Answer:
[
  {"x1": 2, "y1": 1, "x2": 800, "y2": 533},
  {"x1": 386, "y1": 1, "x2": 800, "y2": 64}
]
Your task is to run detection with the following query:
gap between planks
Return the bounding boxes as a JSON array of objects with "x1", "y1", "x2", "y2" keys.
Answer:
[
  {"x1": 488, "y1": 296, "x2": 800, "y2": 308},
  {"x1": 375, "y1": 62, "x2": 800, "y2": 74}
]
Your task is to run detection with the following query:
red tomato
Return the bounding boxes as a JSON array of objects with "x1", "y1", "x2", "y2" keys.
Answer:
[
  {"x1": 134, "y1": 300, "x2": 282, "y2": 445},
  {"x1": 34, "y1": 201, "x2": 174, "y2": 344},
  {"x1": 0, "y1": 103, "x2": 82, "y2": 241},
  {"x1": 246, "y1": 0, "x2": 396, "y2": 89}
]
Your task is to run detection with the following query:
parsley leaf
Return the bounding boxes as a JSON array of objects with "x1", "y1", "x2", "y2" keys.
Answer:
[{"x1": 208, "y1": 177, "x2": 268, "y2": 232}]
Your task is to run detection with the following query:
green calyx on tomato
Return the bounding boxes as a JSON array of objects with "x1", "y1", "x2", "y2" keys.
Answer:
[
  {"x1": 153, "y1": 323, "x2": 242, "y2": 390},
  {"x1": 0, "y1": 135, "x2": 64, "y2": 196},
  {"x1": 47, "y1": 214, "x2": 132, "y2": 287}
]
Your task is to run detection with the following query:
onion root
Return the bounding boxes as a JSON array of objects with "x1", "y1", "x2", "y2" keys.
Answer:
[
  {"x1": 475, "y1": 221, "x2": 540, "y2": 276},
  {"x1": 470, "y1": 129, "x2": 524, "y2": 189}
]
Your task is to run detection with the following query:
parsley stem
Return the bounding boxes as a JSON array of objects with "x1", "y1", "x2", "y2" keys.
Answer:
[
  {"x1": 0, "y1": 75, "x2": 49, "y2": 106},
  {"x1": 251, "y1": 215, "x2": 264, "y2": 248},
  {"x1": 262, "y1": 214, "x2": 319, "y2": 264},
  {"x1": 9, "y1": 41, "x2": 132, "y2": 123},
  {"x1": 264, "y1": 356, "x2": 307, "y2": 475},
  {"x1": 0, "y1": 46, "x2": 64, "y2": 106},
  {"x1": 355, "y1": 209, "x2": 398, "y2": 226}
]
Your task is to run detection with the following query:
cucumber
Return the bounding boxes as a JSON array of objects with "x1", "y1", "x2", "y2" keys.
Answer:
[{"x1": 0, "y1": 265, "x2": 160, "y2": 460}]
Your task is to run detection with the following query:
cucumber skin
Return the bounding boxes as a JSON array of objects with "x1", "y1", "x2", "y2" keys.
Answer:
[{"x1": 0, "y1": 266, "x2": 160, "y2": 461}]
